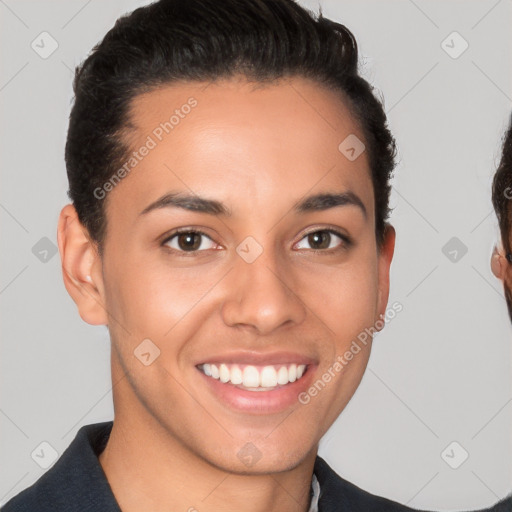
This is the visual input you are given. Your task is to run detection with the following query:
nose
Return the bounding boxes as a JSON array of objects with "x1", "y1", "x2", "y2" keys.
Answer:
[{"x1": 221, "y1": 245, "x2": 307, "y2": 336}]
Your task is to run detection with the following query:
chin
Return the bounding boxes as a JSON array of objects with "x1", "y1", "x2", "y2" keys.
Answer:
[{"x1": 211, "y1": 449, "x2": 310, "y2": 475}]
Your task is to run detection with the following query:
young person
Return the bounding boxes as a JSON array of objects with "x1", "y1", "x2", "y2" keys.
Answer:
[
  {"x1": 487, "y1": 114, "x2": 512, "y2": 512},
  {"x1": 492, "y1": 114, "x2": 512, "y2": 322},
  {"x1": 3, "y1": 0, "x2": 435, "y2": 510}
]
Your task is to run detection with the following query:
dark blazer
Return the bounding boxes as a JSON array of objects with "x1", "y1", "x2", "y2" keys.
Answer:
[
  {"x1": 485, "y1": 497, "x2": 511, "y2": 511},
  {"x1": 2, "y1": 421, "x2": 509, "y2": 512}
]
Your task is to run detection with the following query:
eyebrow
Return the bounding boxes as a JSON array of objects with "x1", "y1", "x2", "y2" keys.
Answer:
[{"x1": 139, "y1": 191, "x2": 367, "y2": 219}]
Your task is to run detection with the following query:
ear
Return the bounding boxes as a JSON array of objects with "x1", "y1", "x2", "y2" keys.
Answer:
[
  {"x1": 57, "y1": 204, "x2": 108, "y2": 325},
  {"x1": 491, "y1": 245, "x2": 505, "y2": 280},
  {"x1": 375, "y1": 224, "x2": 396, "y2": 330}
]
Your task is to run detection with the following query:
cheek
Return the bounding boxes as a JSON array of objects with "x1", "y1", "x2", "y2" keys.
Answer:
[
  {"x1": 104, "y1": 256, "x2": 226, "y2": 341},
  {"x1": 303, "y1": 261, "x2": 379, "y2": 336},
  {"x1": 504, "y1": 266, "x2": 512, "y2": 290}
]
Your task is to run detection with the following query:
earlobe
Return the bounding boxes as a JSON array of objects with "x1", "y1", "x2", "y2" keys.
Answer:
[{"x1": 57, "y1": 204, "x2": 108, "y2": 325}]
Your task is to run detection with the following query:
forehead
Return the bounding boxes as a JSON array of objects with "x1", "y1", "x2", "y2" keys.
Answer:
[
  {"x1": 108, "y1": 76, "x2": 373, "y2": 220},
  {"x1": 128, "y1": 76, "x2": 363, "y2": 151}
]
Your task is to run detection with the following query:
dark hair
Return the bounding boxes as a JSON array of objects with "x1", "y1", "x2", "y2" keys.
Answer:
[
  {"x1": 492, "y1": 113, "x2": 512, "y2": 319},
  {"x1": 65, "y1": 0, "x2": 397, "y2": 253},
  {"x1": 492, "y1": 113, "x2": 512, "y2": 254}
]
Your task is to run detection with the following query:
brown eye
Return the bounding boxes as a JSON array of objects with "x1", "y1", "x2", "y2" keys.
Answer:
[
  {"x1": 163, "y1": 230, "x2": 216, "y2": 253},
  {"x1": 308, "y1": 231, "x2": 332, "y2": 250},
  {"x1": 295, "y1": 229, "x2": 351, "y2": 252},
  {"x1": 177, "y1": 232, "x2": 201, "y2": 251}
]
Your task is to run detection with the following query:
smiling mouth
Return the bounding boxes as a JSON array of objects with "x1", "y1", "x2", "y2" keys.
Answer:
[{"x1": 197, "y1": 362, "x2": 308, "y2": 391}]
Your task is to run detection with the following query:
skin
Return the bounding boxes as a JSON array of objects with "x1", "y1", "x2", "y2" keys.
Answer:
[
  {"x1": 57, "y1": 75, "x2": 395, "y2": 512},
  {"x1": 490, "y1": 245, "x2": 507, "y2": 283},
  {"x1": 491, "y1": 243, "x2": 512, "y2": 320},
  {"x1": 490, "y1": 232, "x2": 512, "y2": 510}
]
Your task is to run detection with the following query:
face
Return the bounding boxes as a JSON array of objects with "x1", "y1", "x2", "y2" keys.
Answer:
[{"x1": 59, "y1": 76, "x2": 394, "y2": 474}]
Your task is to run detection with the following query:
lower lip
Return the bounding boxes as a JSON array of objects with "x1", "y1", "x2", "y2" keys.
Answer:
[{"x1": 196, "y1": 365, "x2": 317, "y2": 414}]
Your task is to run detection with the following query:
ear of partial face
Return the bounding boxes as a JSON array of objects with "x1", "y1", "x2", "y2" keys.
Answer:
[{"x1": 491, "y1": 244, "x2": 507, "y2": 279}]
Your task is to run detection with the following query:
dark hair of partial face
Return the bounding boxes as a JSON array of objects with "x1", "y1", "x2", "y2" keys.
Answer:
[
  {"x1": 492, "y1": 113, "x2": 512, "y2": 320},
  {"x1": 65, "y1": 0, "x2": 397, "y2": 255}
]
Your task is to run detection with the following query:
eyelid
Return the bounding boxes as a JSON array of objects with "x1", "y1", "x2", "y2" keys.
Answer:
[
  {"x1": 294, "y1": 226, "x2": 352, "y2": 251},
  {"x1": 299, "y1": 225, "x2": 350, "y2": 240},
  {"x1": 160, "y1": 227, "x2": 220, "y2": 255}
]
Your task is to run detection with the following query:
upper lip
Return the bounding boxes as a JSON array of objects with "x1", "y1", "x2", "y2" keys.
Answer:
[{"x1": 196, "y1": 351, "x2": 318, "y2": 367}]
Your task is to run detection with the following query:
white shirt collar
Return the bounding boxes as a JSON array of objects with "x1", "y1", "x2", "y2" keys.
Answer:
[{"x1": 308, "y1": 473, "x2": 321, "y2": 512}]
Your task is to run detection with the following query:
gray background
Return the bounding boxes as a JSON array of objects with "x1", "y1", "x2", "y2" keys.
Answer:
[{"x1": 1, "y1": 0, "x2": 511, "y2": 510}]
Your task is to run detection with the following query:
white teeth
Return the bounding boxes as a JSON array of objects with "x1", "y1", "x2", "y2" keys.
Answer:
[
  {"x1": 210, "y1": 364, "x2": 219, "y2": 379},
  {"x1": 230, "y1": 364, "x2": 243, "y2": 385},
  {"x1": 219, "y1": 364, "x2": 230, "y2": 383},
  {"x1": 200, "y1": 362, "x2": 307, "y2": 388},
  {"x1": 243, "y1": 366, "x2": 260, "y2": 387},
  {"x1": 276, "y1": 366, "x2": 288, "y2": 385},
  {"x1": 288, "y1": 364, "x2": 297, "y2": 383},
  {"x1": 260, "y1": 366, "x2": 277, "y2": 387}
]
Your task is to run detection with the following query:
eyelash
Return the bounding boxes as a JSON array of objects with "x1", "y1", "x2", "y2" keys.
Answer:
[{"x1": 160, "y1": 227, "x2": 352, "y2": 256}]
